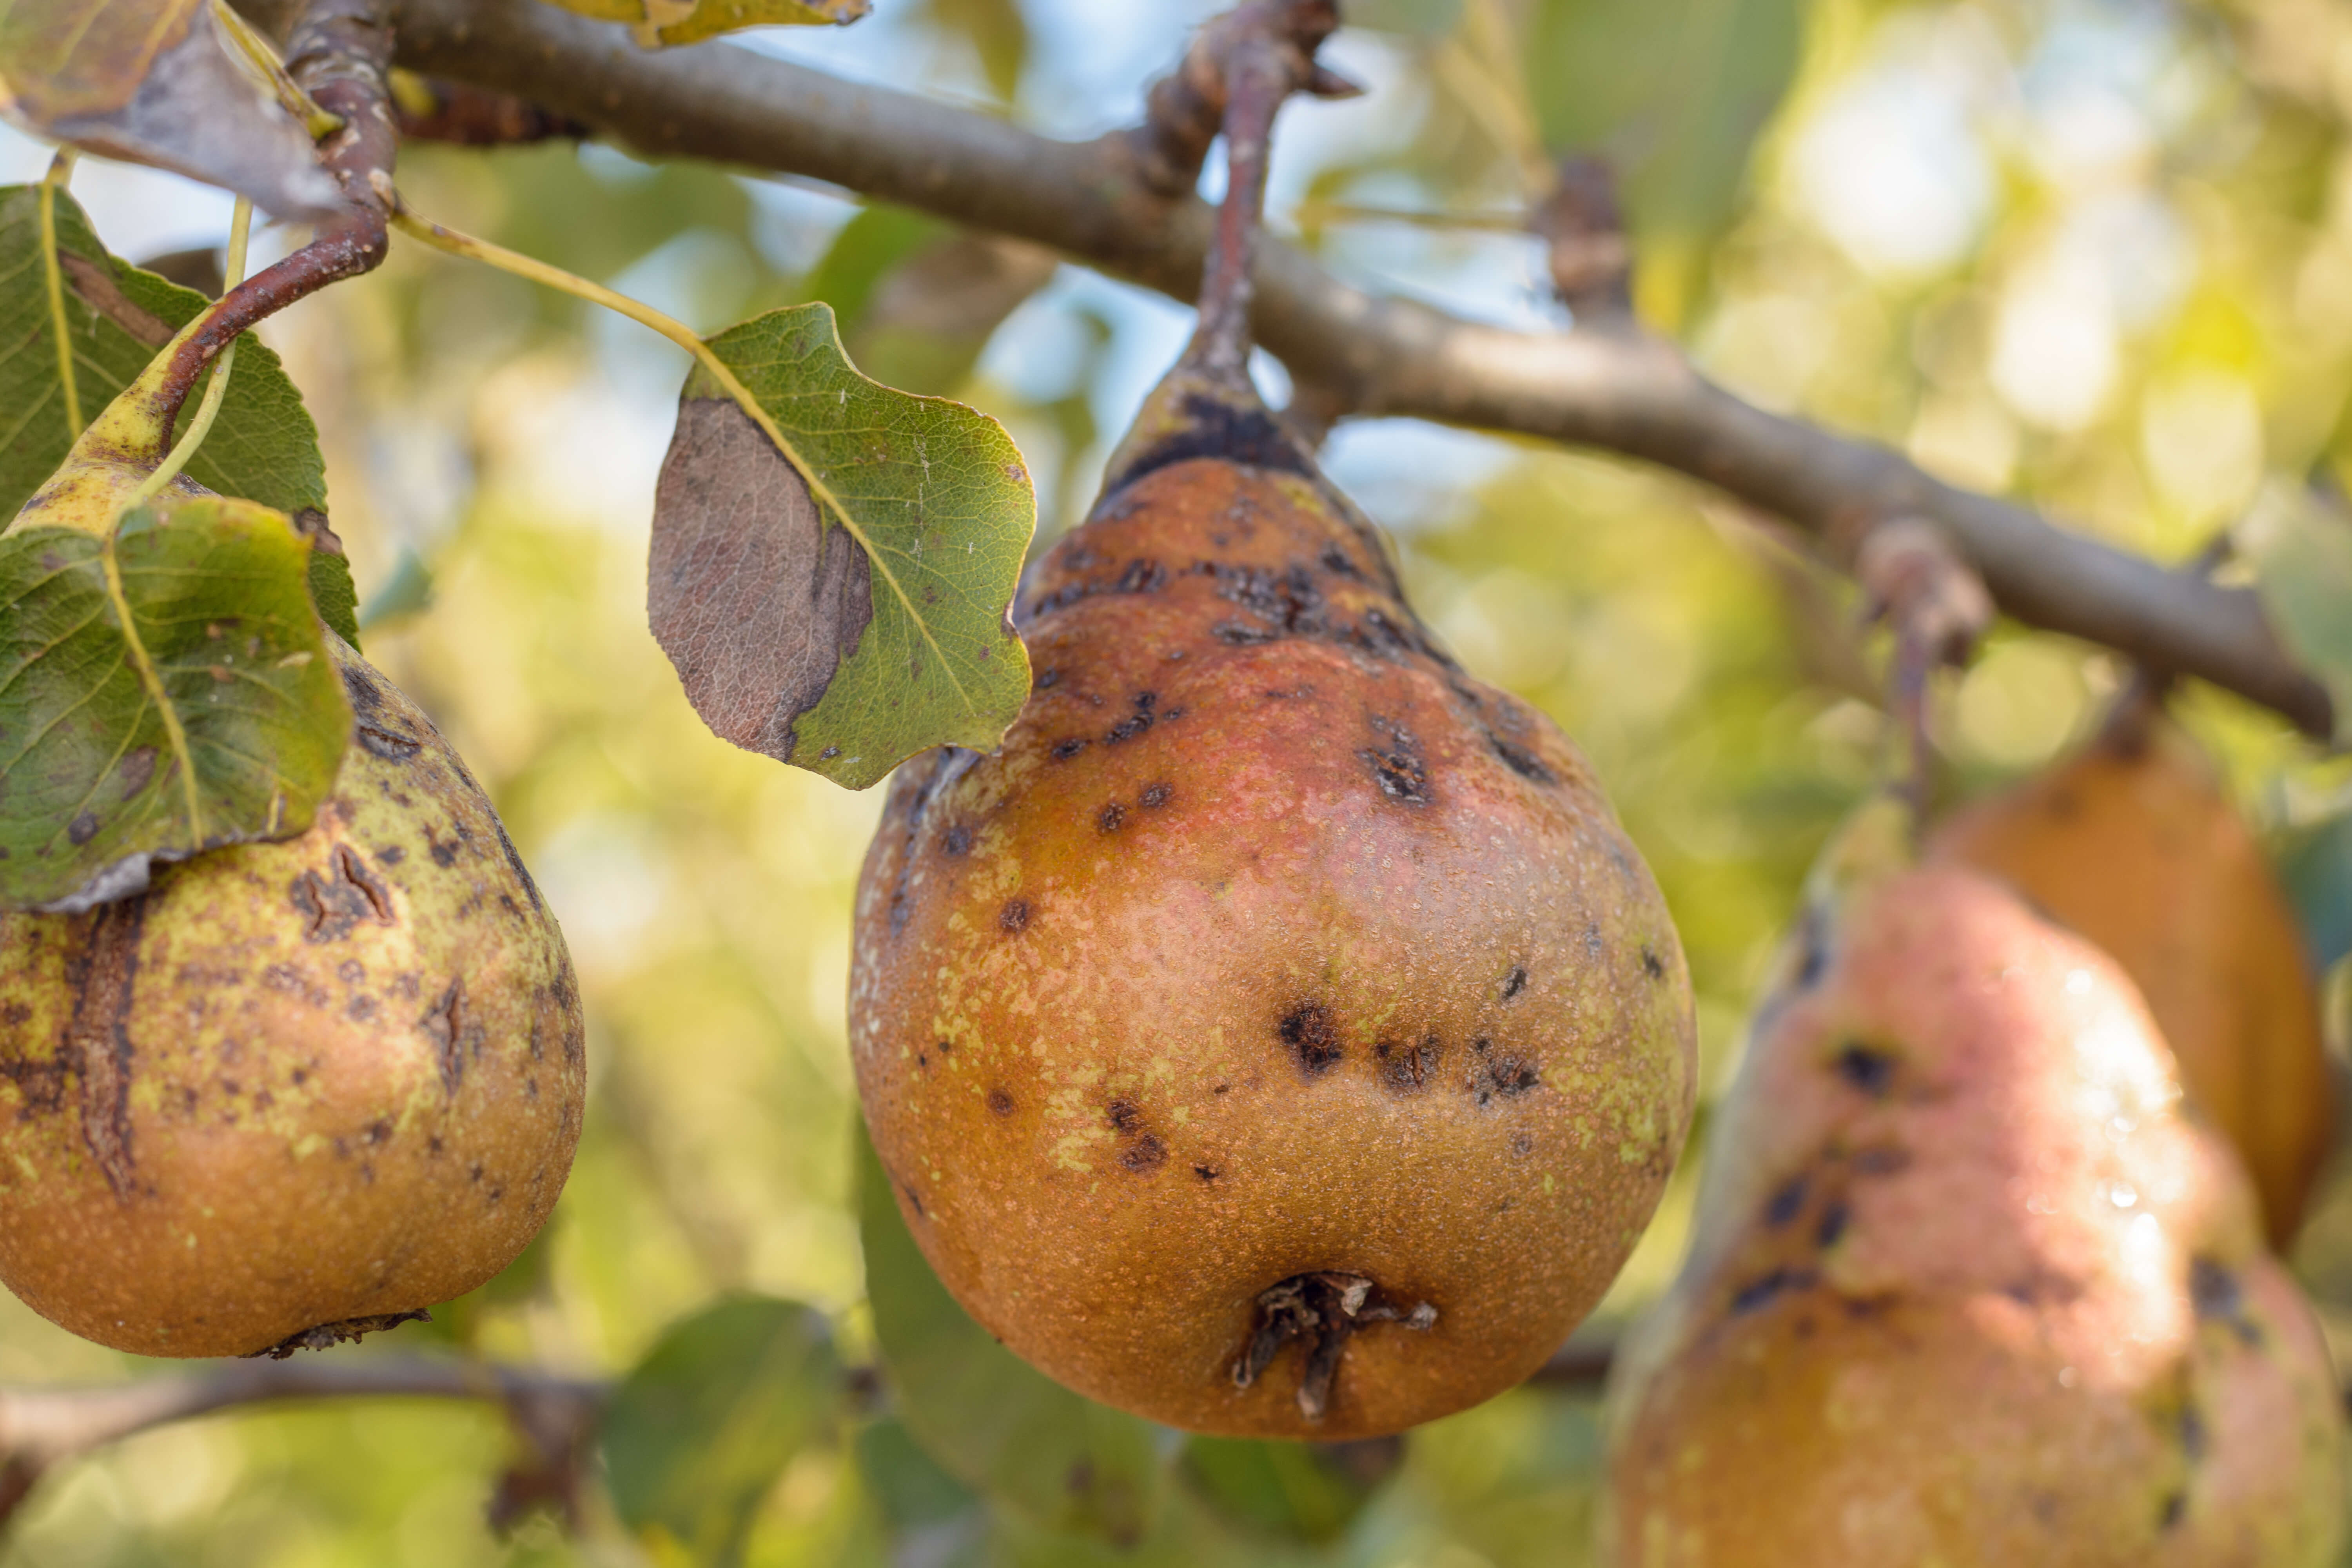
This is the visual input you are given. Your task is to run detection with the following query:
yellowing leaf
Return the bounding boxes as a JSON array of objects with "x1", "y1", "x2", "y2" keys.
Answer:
[{"x1": 535, "y1": 0, "x2": 869, "y2": 47}]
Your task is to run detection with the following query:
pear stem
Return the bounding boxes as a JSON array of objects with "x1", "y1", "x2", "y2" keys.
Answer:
[
  {"x1": 144, "y1": 0, "x2": 397, "y2": 457},
  {"x1": 38, "y1": 151, "x2": 82, "y2": 441},
  {"x1": 129, "y1": 200, "x2": 256, "y2": 513},
  {"x1": 1188, "y1": 46, "x2": 1292, "y2": 387}
]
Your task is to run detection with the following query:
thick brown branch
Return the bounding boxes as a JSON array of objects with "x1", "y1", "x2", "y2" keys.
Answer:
[{"x1": 253, "y1": 0, "x2": 2327, "y2": 736}]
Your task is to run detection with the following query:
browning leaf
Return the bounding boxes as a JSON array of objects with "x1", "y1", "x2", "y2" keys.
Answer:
[
  {"x1": 0, "y1": 0, "x2": 337, "y2": 218},
  {"x1": 649, "y1": 303, "x2": 1033, "y2": 790}
]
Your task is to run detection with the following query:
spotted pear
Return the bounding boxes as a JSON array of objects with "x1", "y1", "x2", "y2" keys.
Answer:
[
  {"x1": 0, "y1": 637, "x2": 586, "y2": 1357},
  {"x1": 1929, "y1": 693, "x2": 2334, "y2": 1244},
  {"x1": 1602, "y1": 838, "x2": 2345, "y2": 1565},
  {"x1": 848, "y1": 11, "x2": 1695, "y2": 1438}
]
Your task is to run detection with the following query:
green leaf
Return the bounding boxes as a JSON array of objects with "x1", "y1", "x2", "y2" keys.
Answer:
[
  {"x1": 0, "y1": 495, "x2": 349, "y2": 911},
  {"x1": 536, "y1": 0, "x2": 869, "y2": 46},
  {"x1": 356, "y1": 545, "x2": 434, "y2": 634},
  {"x1": 2241, "y1": 482, "x2": 2352, "y2": 745},
  {"x1": 307, "y1": 546, "x2": 360, "y2": 648},
  {"x1": 648, "y1": 302, "x2": 1034, "y2": 791},
  {"x1": 600, "y1": 1294, "x2": 844, "y2": 1567},
  {"x1": 0, "y1": 183, "x2": 329, "y2": 526},
  {"x1": 808, "y1": 206, "x2": 952, "y2": 341},
  {"x1": 856, "y1": 1416, "x2": 982, "y2": 1530},
  {"x1": 1179, "y1": 1436, "x2": 1394, "y2": 1544},
  {"x1": 0, "y1": 0, "x2": 337, "y2": 217},
  {"x1": 2280, "y1": 806, "x2": 2352, "y2": 975},
  {"x1": 1522, "y1": 0, "x2": 1803, "y2": 323},
  {"x1": 856, "y1": 1123, "x2": 1166, "y2": 1543}
]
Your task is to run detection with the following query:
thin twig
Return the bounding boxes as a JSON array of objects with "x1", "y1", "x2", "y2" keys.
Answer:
[
  {"x1": 292, "y1": 0, "x2": 2333, "y2": 737},
  {"x1": 0, "y1": 1357, "x2": 606, "y2": 1529},
  {"x1": 129, "y1": 198, "x2": 255, "y2": 509}
]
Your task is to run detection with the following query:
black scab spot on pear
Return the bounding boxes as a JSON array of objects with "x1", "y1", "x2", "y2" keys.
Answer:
[
  {"x1": 1376, "y1": 1035, "x2": 1439, "y2": 1092},
  {"x1": 1832, "y1": 1042, "x2": 1898, "y2": 1098},
  {"x1": 2189, "y1": 1256, "x2": 2263, "y2": 1346},
  {"x1": 1501, "y1": 965, "x2": 1527, "y2": 1002},
  {"x1": 1470, "y1": 1045, "x2": 1540, "y2": 1106},
  {"x1": 1764, "y1": 1174, "x2": 1808, "y2": 1228},
  {"x1": 1104, "y1": 395, "x2": 1315, "y2": 497},
  {"x1": 1729, "y1": 1267, "x2": 1817, "y2": 1316},
  {"x1": 1489, "y1": 733, "x2": 1555, "y2": 785},
  {"x1": 1097, "y1": 802, "x2": 1128, "y2": 834},
  {"x1": 942, "y1": 824, "x2": 973, "y2": 857},
  {"x1": 999, "y1": 899, "x2": 1031, "y2": 934},
  {"x1": 1107, "y1": 1100, "x2": 1142, "y2": 1134},
  {"x1": 1120, "y1": 1134, "x2": 1167, "y2": 1173},
  {"x1": 1641, "y1": 947, "x2": 1666, "y2": 981},
  {"x1": 987, "y1": 1088, "x2": 1015, "y2": 1116},
  {"x1": 1050, "y1": 738, "x2": 1089, "y2": 761},
  {"x1": 1194, "y1": 1163, "x2": 1220, "y2": 1181},
  {"x1": 1140, "y1": 782, "x2": 1173, "y2": 810},
  {"x1": 1280, "y1": 1004, "x2": 1343, "y2": 1074}
]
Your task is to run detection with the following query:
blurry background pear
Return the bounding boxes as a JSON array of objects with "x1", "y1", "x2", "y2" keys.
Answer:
[
  {"x1": 1930, "y1": 691, "x2": 2336, "y2": 1247},
  {"x1": 1603, "y1": 855, "x2": 2346, "y2": 1567}
]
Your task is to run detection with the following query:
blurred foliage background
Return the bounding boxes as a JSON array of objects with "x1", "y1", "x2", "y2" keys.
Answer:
[{"x1": 6, "y1": 0, "x2": 2352, "y2": 1561}]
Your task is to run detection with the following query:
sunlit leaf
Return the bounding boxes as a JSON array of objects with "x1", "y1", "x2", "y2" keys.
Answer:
[
  {"x1": 2240, "y1": 482, "x2": 2352, "y2": 746},
  {"x1": 856, "y1": 1124, "x2": 1166, "y2": 1542},
  {"x1": 537, "y1": 0, "x2": 869, "y2": 47},
  {"x1": 649, "y1": 302, "x2": 1034, "y2": 791},
  {"x1": 600, "y1": 1294, "x2": 844, "y2": 1567},
  {"x1": 0, "y1": 496, "x2": 349, "y2": 911},
  {"x1": 1521, "y1": 0, "x2": 1803, "y2": 324},
  {"x1": 0, "y1": 0, "x2": 337, "y2": 217}
]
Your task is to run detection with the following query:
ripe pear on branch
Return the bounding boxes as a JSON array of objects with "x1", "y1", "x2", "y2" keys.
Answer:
[
  {"x1": 0, "y1": 188, "x2": 583, "y2": 1358},
  {"x1": 848, "y1": 0, "x2": 1695, "y2": 1440},
  {"x1": 1602, "y1": 795, "x2": 2347, "y2": 1567},
  {"x1": 0, "y1": 636, "x2": 586, "y2": 1357},
  {"x1": 1929, "y1": 688, "x2": 2336, "y2": 1246}
]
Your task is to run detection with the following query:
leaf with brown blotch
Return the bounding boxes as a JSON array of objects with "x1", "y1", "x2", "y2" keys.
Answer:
[
  {"x1": 535, "y1": 0, "x2": 869, "y2": 47},
  {"x1": 0, "y1": 0, "x2": 338, "y2": 218},
  {"x1": 649, "y1": 302, "x2": 1033, "y2": 791}
]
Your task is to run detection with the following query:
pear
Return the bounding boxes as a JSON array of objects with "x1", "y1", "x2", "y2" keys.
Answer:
[
  {"x1": 1928, "y1": 695, "x2": 2334, "y2": 1244},
  {"x1": 0, "y1": 638, "x2": 585, "y2": 1357},
  {"x1": 1602, "y1": 851, "x2": 2346, "y2": 1566},
  {"x1": 847, "y1": 16, "x2": 1695, "y2": 1439}
]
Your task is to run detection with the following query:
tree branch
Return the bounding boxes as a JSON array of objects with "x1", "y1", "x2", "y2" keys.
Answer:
[
  {"x1": 233, "y1": 0, "x2": 2331, "y2": 736},
  {"x1": 0, "y1": 1357, "x2": 604, "y2": 1525}
]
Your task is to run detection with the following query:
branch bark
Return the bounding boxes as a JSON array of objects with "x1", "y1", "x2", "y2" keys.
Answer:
[
  {"x1": 233, "y1": 0, "x2": 2332, "y2": 736},
  {"x1": 0, "y1": 1357, "x2": 604, "y2": 1524}
]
